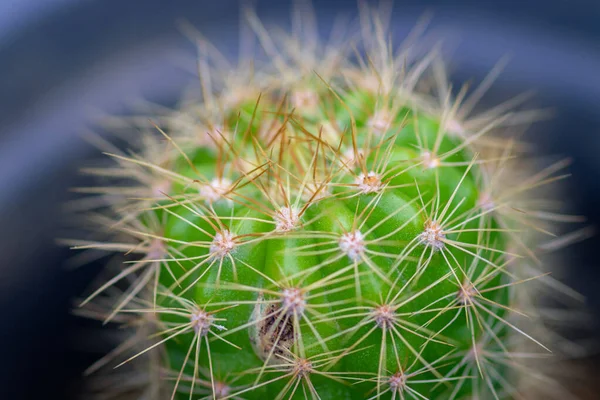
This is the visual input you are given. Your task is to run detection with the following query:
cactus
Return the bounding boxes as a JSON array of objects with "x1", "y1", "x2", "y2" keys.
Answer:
[{"x1": 70, "y1": 4, "x2": 590, "y2": 400}]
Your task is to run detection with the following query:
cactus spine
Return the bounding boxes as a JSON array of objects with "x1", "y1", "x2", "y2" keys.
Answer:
[{"x1": 72, "y1": 4, "x2": 587, "y2": 400}]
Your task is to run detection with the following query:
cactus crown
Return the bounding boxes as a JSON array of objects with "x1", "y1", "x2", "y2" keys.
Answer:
[{"x1": 72, "y1": 4, "x2": 587, "y2": 400}]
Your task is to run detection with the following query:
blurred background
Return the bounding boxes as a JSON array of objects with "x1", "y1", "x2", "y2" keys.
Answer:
[{"x1": 1, "y1": 0, "x2": 600, "y2": 398}]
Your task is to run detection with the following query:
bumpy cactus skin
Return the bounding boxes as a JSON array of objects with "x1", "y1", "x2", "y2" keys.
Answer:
[{"x1": 73, "y1": 5, "x2": 586, "y2": 400}]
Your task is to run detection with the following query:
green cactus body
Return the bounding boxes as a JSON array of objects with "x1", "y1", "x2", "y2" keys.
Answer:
[
  {"x1": 72, "y1": 7, "x2": 584, "y2": 400},
  {"x1": 125, "y1": 84, "x2": 513, "y2": 400}
]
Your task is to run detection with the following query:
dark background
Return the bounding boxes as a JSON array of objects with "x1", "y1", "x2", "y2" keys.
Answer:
[{"x1": 1, "y1": 0, "x2": 600, "y2": 399}]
